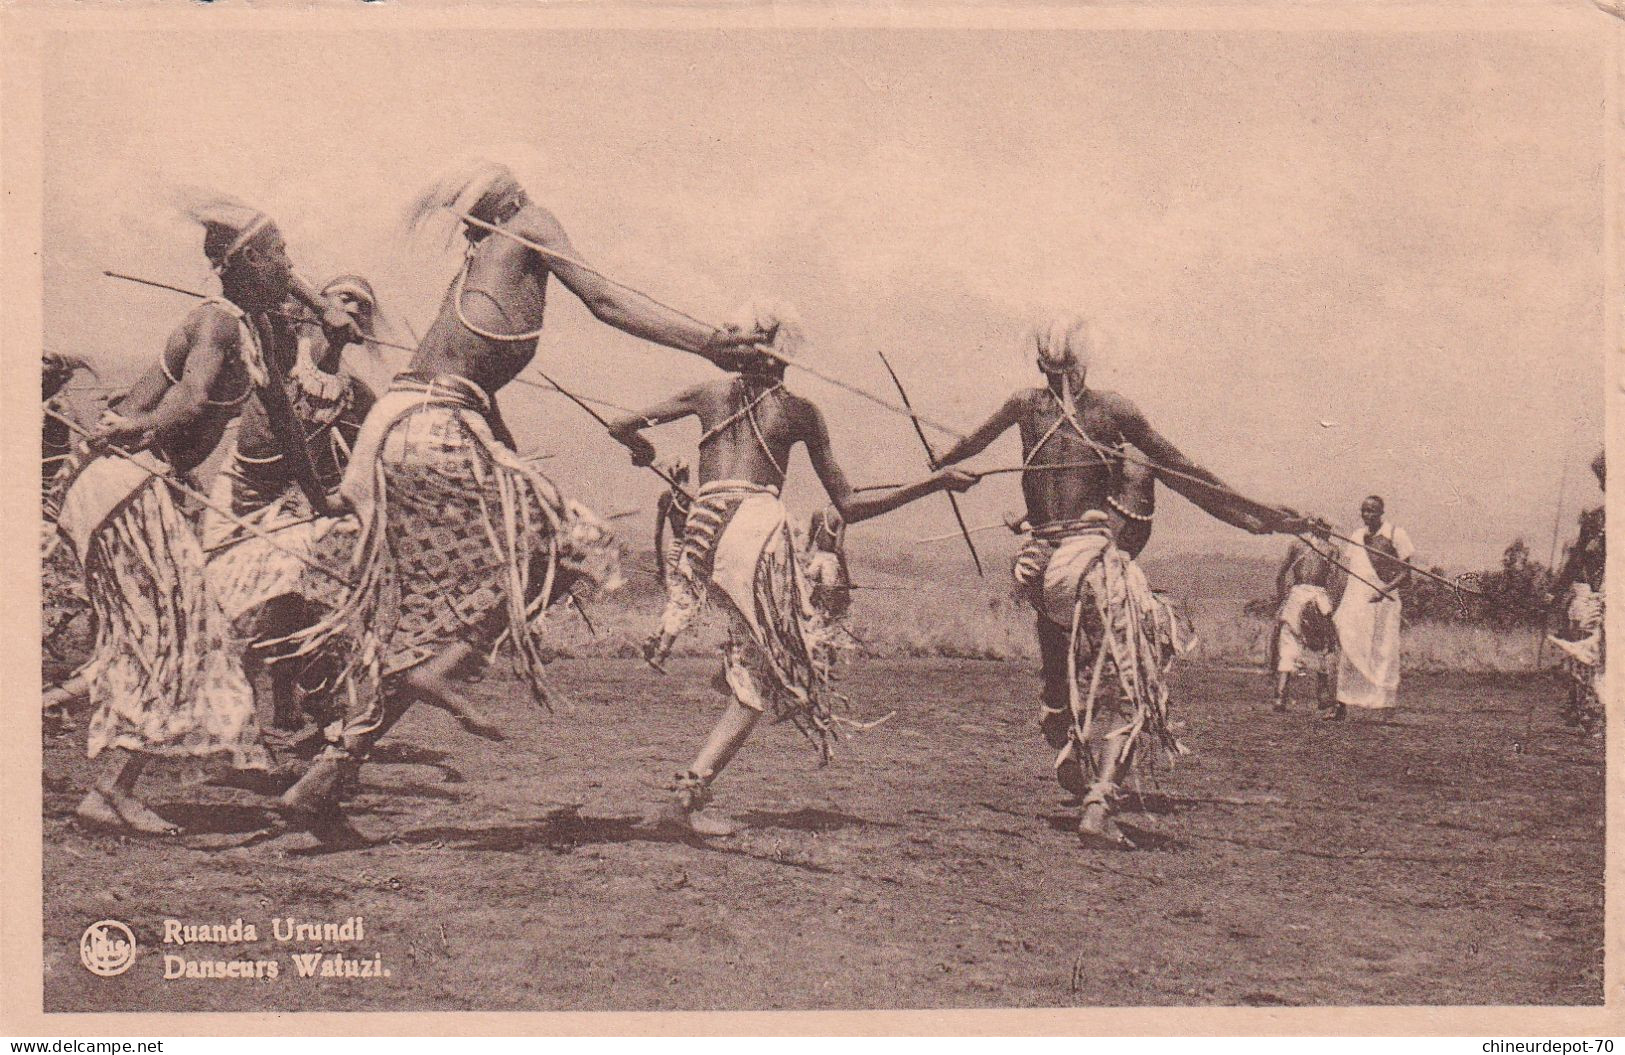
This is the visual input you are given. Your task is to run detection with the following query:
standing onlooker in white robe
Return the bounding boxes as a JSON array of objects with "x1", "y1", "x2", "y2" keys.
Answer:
[{"x1": 1332, "y1": 495, "x2": 1414, "y2": 718}]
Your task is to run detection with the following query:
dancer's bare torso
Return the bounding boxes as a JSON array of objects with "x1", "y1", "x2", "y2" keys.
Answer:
[
  {"x1": 616, "y1": 373, "x2": 844, "y2": 494},
  {"x1": 1011, "y1": 386, "x2": 1130, "y2": 527},
  {"x1": 235, "y1": 339, "x2": 372, "y2": 495},
  {"x1": 116, "y1": 304, "x2": 266, "y2": 475},
  {"x1": 618, "y1": 370, "x2": 970, "y2": 529},
  {"x1": 411, "y1": 208, "x2": 557, "y2": 395},
  {"x1": 938, "y1": 379, "x2": 1271, "y2": 537},
  {"x1": 689, "y1": 377, "x2": 822, "y2": 489}
]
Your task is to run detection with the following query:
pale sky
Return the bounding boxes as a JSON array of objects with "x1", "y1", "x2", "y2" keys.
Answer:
[{"x1": 43, "y1": 28, "x2": 1606, "y2": 568}]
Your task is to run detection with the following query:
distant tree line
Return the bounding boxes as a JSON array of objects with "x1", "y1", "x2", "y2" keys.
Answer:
[{"x1": 1244, "y1": 538, "x2": 1561, "y2": 629}]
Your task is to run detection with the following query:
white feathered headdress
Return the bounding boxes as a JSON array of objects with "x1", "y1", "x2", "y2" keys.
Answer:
[
  {"x1": 728, "y1": 299, "x2": 807, "y2": 361},
  {"x1": 1028, "y1": 314, "x2": 1092, "y2": 373},
  {"x1": 402, "y1": 159, "x2": 529, "y2": 248},
  {"x1": 171, "y1": 185, "x2": 276, "y2": 273},
  {"x1": 168, "y1": 185, "x2": 281, "y2": 385}
]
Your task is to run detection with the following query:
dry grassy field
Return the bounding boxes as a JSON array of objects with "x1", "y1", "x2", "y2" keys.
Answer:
[
  {"x1": 533, "y1": 547, "x2": 1551, "y2": 674},
  {"x1": 42, "y1": 540, "x2": 1599, "y2": 1011},
  {"x1": 42, "y1": 651, "x2": 1601, "y2": 1011}
]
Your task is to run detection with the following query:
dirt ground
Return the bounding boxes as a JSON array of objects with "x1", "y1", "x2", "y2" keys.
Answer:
[{"x1": 41, "y1": 659, "x2": 1603, "y2": 1011}]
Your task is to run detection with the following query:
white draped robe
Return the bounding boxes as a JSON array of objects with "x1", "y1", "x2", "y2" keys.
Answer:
[{"x1": 1334, "y1": 522, "x2": 1414, "y2": 709}]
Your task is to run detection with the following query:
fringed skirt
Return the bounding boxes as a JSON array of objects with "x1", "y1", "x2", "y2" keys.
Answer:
[
  {"x1": 1014, "y1": 515, "x2": 1195, "y2": 781},
  {"x1": 291, "y1": 376, "x2": 621, "y2": 711},
  {"x1": 201, "y1": 448, "x2": 358, "y2": 631},
  {"x1": 42, "y1": 523, "x2": 90, "y2": 659},
  {"x1": 1549, "y1": 585, "x2": 1605, "y2": 728},
  {"x1": 59, "y1": 456, "x2": 266, "y2": 767},
  {"x1": 658, "y1": 481, "x2": 844, "y2": 760}
]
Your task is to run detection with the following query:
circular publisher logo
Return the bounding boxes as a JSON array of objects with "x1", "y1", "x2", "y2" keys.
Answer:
[{"x1": 80, "y1": 920, "x2": 136, "y2": 977}]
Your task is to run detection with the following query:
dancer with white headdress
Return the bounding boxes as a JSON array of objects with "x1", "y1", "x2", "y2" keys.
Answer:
[
  {"x1": 609, "y1": 302, "x2": 978, "y2": 835},
  {"x1": 276, "y1": 160, "x2": 777, "y2": 826},
  {"x1": 49, "y1": 193, "x2": 355, "y2": 834},
  {"x1": 933, "y1": 315, "x2": 1311, "y2": 847}
]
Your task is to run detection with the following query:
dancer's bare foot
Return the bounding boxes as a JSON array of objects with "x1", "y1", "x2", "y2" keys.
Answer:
[
  {"x1": 278, "y1": 753, "x2": 351, "y2": 824},
  {"x1": 74, "y1": 789, "x2": 124, "y2": 830},
  {"x1": 651, "y1": 800, "x2": 738, "y2": 838},
  {"x1": 402, "y1": 668, "x2": 505, "y2": 741},
  {"x1": 642, "y1": 634, "x2": 671, "y2": 674},
  {"x1": 77, "y1": 788, "x2": 178, "y2": 835},
  {"x1": 109, "y1": 791, "x2": 181, "y2": 835},
  {"x1": 1077, "y1": 801, "x2": 1135, "y2": 850},
  {"x1": 649, "y1": 772, "x2": 736, "y2": 837}
]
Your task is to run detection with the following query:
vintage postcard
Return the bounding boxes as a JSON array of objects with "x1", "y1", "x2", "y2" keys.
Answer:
[{"x1": 1, "y1": 0, "x2": 1619, "y2": 1037}]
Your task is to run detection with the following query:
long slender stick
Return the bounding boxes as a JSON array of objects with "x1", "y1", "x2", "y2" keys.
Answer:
[
  {"x1": 43, "y1": 407, "x2": 355, "y2": 588},
  {"x1": 999, "y1": 394, "x2": 1476, "y2": 594},
  {"x1": 106, "y1": 267, "x2": 1276, "y2": 533},
  {"x1": 448, "y1": 214, "x2": 970, "y2": 438},
  {"x1": 103, "y1": 270, "x2": 421, "y2": 356},
  {"x1": 105, "y1": 267, "x2": 1472, "y2": 595},
  {"x1": 1314, "y1": 527, "x2": 1480, "y2": 595},
  {"x1": 450, "y1": 212, "x2": 718, "y2": 332},
  {"x1": 103, "y1": 267, "x2": 1261, "y2": 532},
  {"x1": 917, "y1": 521, "x2": 1012, "y2": 544},
  {"x1": 756, "y1": 343, "x2": 968, "y2": 439},
  {"x1": 201, "y1": 514, "x2": 324, "y2": 556},
  {"x1": 109, "y1": 268, "x2": 651, "y2": 424},
  {"x1": 529, "y1": 366, "x2": 692, "y2": 500},
  {"x1": 901, "y1": 454, "x2": 1479, "y2": 596},
  {"x1": 877, "y1": 350, "x2": 983, "y2": 577},
  {"x1": 103, "y1": 269, "x2": 216, "y2": 302},
  {"x1": 854, "y1": 461, "x2": 1115, "y2": 492},
  {"x1": 1292, "y1": 530, "x2": 1393, "y2": 603},
  {"x1": 508, "y1": 373, "x2": 645, "y2": 418}
]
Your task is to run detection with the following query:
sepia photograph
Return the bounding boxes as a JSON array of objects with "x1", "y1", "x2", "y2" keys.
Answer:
[{"x1": 3, "y1": 0, "x2": 1618, "y2": 1034}]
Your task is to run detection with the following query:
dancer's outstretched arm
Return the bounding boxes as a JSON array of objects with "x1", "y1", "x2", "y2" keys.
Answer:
[
  {"x1": 607, "y1": 387, "x2": 703, "y2": 466},
  {"x1": 512, "y1": 206, "x2": 766, "y2": 369},
  {"x1": 799, "y1": 400, "x2": 976, "y2": 523},
  {"x1": 933, "y1": 393, "x2": 1024, "y2": 468}
]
